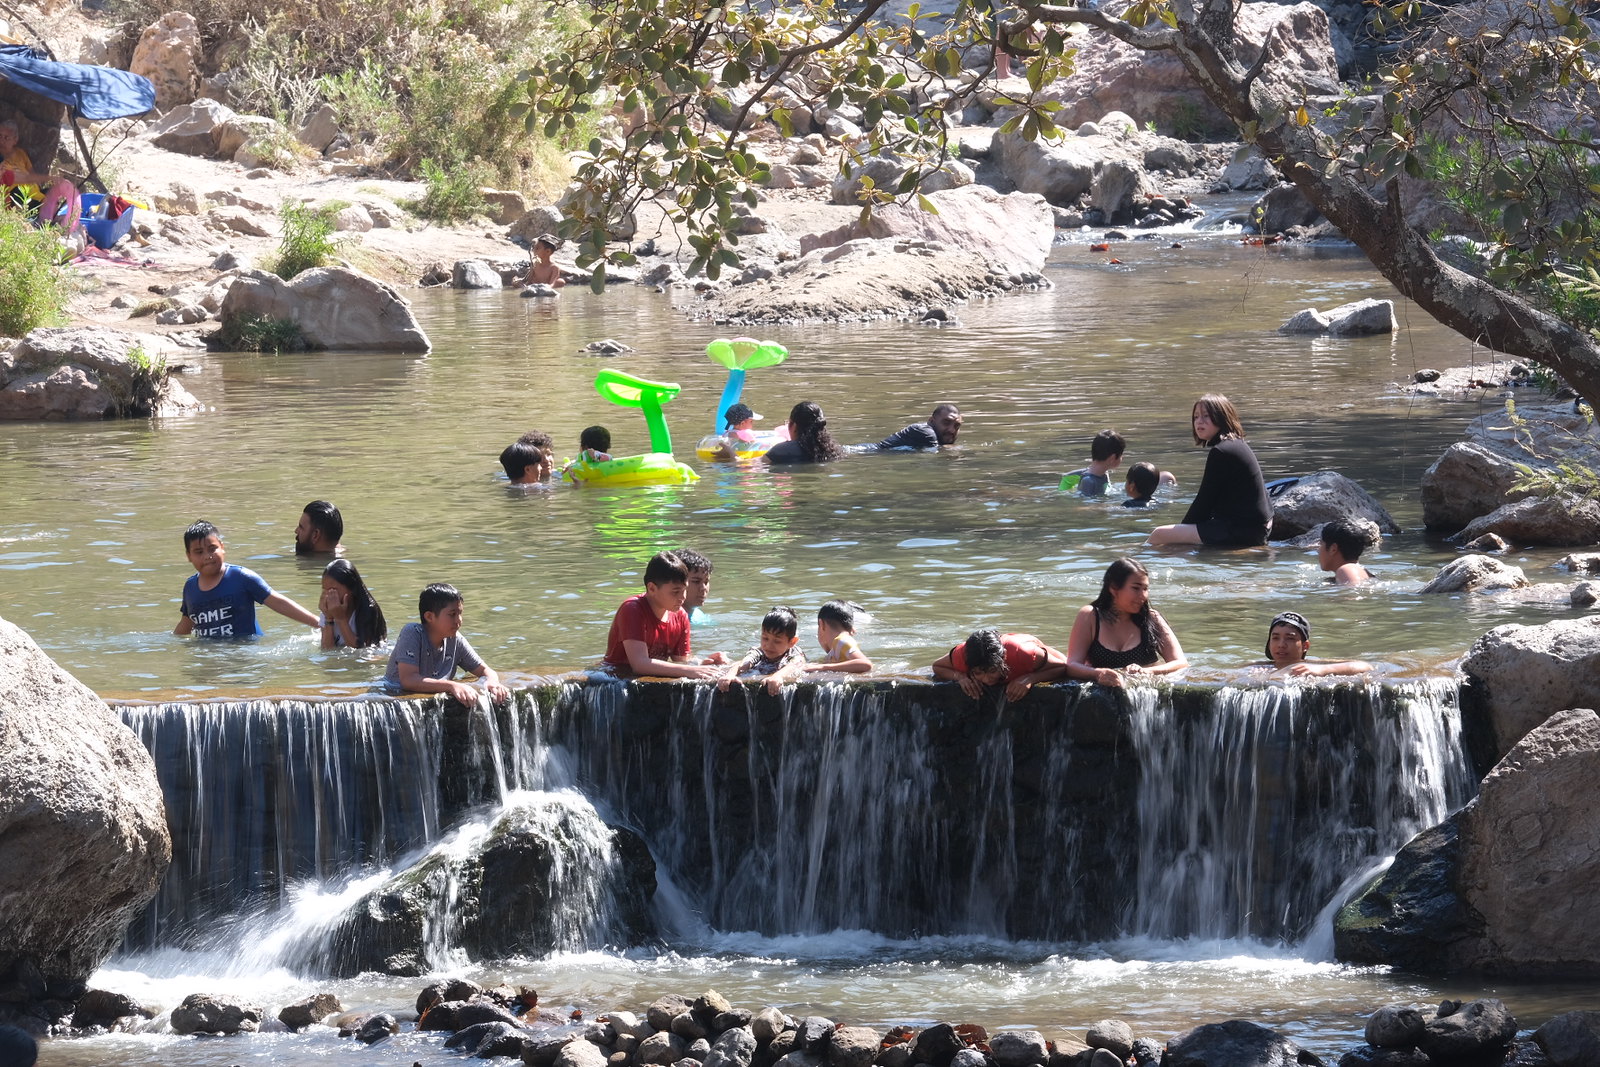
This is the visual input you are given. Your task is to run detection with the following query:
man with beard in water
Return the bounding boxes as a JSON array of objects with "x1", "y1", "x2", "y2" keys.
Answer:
[{"x1": 294, "y1": 500, "x2": 344, "y2": 555}]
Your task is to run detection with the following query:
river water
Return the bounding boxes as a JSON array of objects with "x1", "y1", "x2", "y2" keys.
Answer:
[{"x1": 11, "y1": 222, "x2": 1596, "y2": 1064}]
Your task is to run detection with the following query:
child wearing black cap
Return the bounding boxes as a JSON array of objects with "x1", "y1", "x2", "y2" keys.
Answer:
[{"x1": 1259, "y1": 611, "x2": 1373, "y2": 676}]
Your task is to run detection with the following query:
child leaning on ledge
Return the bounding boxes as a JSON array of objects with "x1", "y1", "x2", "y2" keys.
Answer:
[
  {"x1": 718, "y1": 606, "x2": 808, "y2": 694},
  {"x1": 174, "y1": 520, "x2": 318, "y2": 640},
  {"x1": 801, "y1": 599, "x2": 873, "y2": 675},
  {"x1": 383, "y1": 582, "x2": 510, "y2": 703},
  {"x1": 601, "y1": 551, "x2": 722, "y2": 680}
]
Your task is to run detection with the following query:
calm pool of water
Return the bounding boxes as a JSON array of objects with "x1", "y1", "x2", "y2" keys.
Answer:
[{"x1": 0, "y1": 230, "x2": 1568, "y2": 696}]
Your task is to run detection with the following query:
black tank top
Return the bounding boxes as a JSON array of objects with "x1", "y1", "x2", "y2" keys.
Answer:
[{"x1": 1088, "y1": 611, "x2": 1159, "y2": 669}]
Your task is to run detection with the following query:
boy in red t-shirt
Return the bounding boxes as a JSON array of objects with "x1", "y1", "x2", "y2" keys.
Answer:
[
  {"x1": 931, "y1": 627, "x2": 1068, "y2": 700},
  {"x1": 602, "y1": 552, "x2": 723, "y2": 679}
]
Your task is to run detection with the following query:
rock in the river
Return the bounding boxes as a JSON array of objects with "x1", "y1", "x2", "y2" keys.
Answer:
[
  {"x1": 1417, "y1": 999, "x2": 1517, "y2": 1062},
  {"x1": 278, "y1": 992, "x2": 341, "y2": 1031},
  {"x1": 911, "y1": 1023, "x2": 965, "y2": 1067},
  {"x1": 357, "y1": 1012, "x2": 398, "y2": 1043},
  {"x1": 453, "y1": 259, "x2": 504, "y2": 289},
  {"x1": 1278, "y1": 298, "x2": 1395, "y2": 336},
  {"x1": 1454, "y1": 493, "x2": 1600, "y2": 548},
  {"x1": 1086, "y1": 1020, "x2": 1134, "y2": 1060},
  {"x1": 1533, "y1": 1010, "x2": 1600, "y2": 1067},
  {"x1": 989, "y1": 1030, "x2": 1047, "y2": 1066},
  {"x1": 750, "y1": 1006, "x2": 786, "y2": 1043},
  {"x1": 1254, "y1": 183, "x2": 1321, "y2": 234},
  {"x1": 71, "y1": 989, "x2": 155, "y2": 1030},
  {"x1": 1418, "y1": 555, "x2": 1527, "y2": 594},
  {"x1": 1365, "y1": 1005, "x2": 1428, "y2": 1049},
  {"x1": 0, "y1": 617, "x2": 171, "y2": 1027},
  {"x1": 1461, "y1": 616, "x2": 1600, "y2": 759},
  {"x1": 522, "y1": 284, "x2": 560, "y2": 297},
  {"x1": 1421, "y1": 442, "x2": 1532, "y2": 533},
  {"x1": 169, "y1": 992, "x2": 263, "y2": 1035},
  {"x1": 1336, "y1": 1048, "x2": 1432, "y2": 1066},
  {"x1": 1268, "y1": 471, "x2": 1399, "y2": 539},
  {"x1": 216, "y1": 267, "x2": 431, "y2": 352},
  {"x1": 1, "y1": 327, "x2": 200, "y2": 419},
  {"x1": 796, "y1": 1016, "x2": 834, "y2": 1052},
  {"x1": 1163, "y1": 1019, "x2": 1326, "y2": 1067}
]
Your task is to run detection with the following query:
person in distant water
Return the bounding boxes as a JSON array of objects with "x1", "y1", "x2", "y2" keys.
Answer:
[
  {"x1": 801, "y1": 599, "x2": 873, "y2": 675},
  {"x1": 174, "y1": 520, "x2": 319, "y2": 639},
  {"x1": 294, "y1": 499, "x2": 344, "y2": 555},
  {"x1": 383, "y1": 582, "x2": 511, "y2": 703},
  {"x1": 877, "y1": 403, "x2": 963, "y2": 450},
  {"x1": 601, "y1": 551, "x2": 723, "y2": 679},
  {"x1": 1064, "y1": 557, "x2": 1188, "y2": 687},
  {"x1": 1255, "y1": 611, "x2": 1372, "y2": 677},
  {"x1": 501, "y1": 430, "x2": 555, "y2": 484},
  {"x1": 0, "y1": 118, "x2": 80, "y2": 232},
  {"x1": 1122, "y1": 462, "x2": 1163, "y2": 508},
  {"x1": 0, "y1": 1024, "x2": 38, "y2": 1067},
  {"x1": 717, "y1": 605, "x2": 808, "y2": 695},
  {"x1": 1148, "y1": 394, "x2": 1271, "y2": 547},
  {"x1": 1061, "y1": 429, "x2": 1125, "y2": 496},
  {"x1": 932, "y1": 627, "x2": 1068, "y2": 700},
  {"x1": 765, "y1": 401, "x2": 846, "y2": 464},
  {"x1": 319, "y1": 558, "x2": 387, "y2": 650},
  {"x1": 523, "y1": 233, "x2": 566, "y2": 287},
  {"x1": 1318, "y1": 517, "x2": 1376, "y2": 587}
]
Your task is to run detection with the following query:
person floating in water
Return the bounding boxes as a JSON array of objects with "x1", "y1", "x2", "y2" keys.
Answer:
[
  {"x1": 1256, "y1": 611, "x2": 1373, "y2": 677},
  {"x1": 1122, "y1": 461, "x2": 1164, "y2": 508},
  {"x1": 1061, "y1": 429, "x2": 1124, "y2": 496},
  {"x1": 877, "y1": 403, "x2": 963, "y2": 450},
  {"x1": 500, "y1": 430, "x2": 555, "y2": 485},
  {"x1": 294, "y1": 499, "x2": 344, "y2": 555}
]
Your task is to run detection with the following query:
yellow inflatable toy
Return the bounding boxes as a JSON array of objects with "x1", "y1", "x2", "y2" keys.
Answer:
[{"x1": 563, "y1": 370, "x2": 700, "y2": 487}]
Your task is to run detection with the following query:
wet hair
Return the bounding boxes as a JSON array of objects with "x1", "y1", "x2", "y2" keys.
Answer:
[
  {"x1": 817, "y1": 599, "x2": 864, "y2": 632},
  {"x1": 418, "y1": 582, "x2": 462, "y2": 622},
  {"x1": 183, "y1": 520, "x2": 220, "y2": 548},
  {"x1": 762, "y1": 606, "x2": 799, "y2": 638},
  {"x1": 644, "y1": 550, "x2": 689, "y2": 587},
  {"x1": 301, "y1": 500, "x2": 343, "y2": 547},
  {"x1": 1192, "y1": 394, "x2": 1246, "y2": 445},
  {"x1": 323, "y1": 559, "x2": 387, "y2": 647},
  {"x1": 535, "y1": 233, "x2": 561, "y2": 251},
  {"x1": 1090, "y1": 429, "x2": 1126, "y2": 462},
  {"x1": 580, "y1": 425, "x2": 611, "y2": 452},
  {"x1": 1089, "y1": 557, "x2": 1160, "y2": 650},
  {"x1": 962, "y1": 627, "x2": 1009, "y2": 678},
  {"x1": 1266, "y1": 610, "x2": 1311, "y2": 657},
  {"x1": 517, "y1": 429, "x2": 555, "y2": 450},
  {"x1": 1321, "y1": 517, "x2": 1372, "y2": 561},
  {"x1": 500, "y1": 440, "x2": 549, "y2": 479},
  {"x1": 1126, "y1": 462, "x2": 1160, "y2": 499},
  {"x1": 0, "y1": 1025, "x2": 38, "y2": 1067},
  {"x1": 676, "y1": 548, "x2": 712, "y2": 575},
  {"x1": 787, "y1": 401, "x2": 845, "y2": 462}
]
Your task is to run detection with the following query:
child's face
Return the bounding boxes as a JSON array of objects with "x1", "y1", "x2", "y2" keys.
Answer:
[
  {"x1": 425, "y1": 601, "x2": 464, "y2": 640},
  {"x1": 1268, "y1": 624, "x2": 1308, "y2": 666},
  {"x1": 185, "y1": 534, "x2": 226, "y2": 578},
  {"x1": 684, "y1": 569, "x2": 711, "y2": 609},
  {"x1": 969, "y1": 666, "x2": 1004, "y2": 686},
  {"x1": 1316, "y1": 540, "x2": 1339, "y2": 571},
  {"x1": 816, "y1": 619, "x2": 843, "y2": 651},
  {"x1": 1193, "y1": 405, "x2": 1219, "y2": 441},
  {"x1": 760, "y1": 628, "x2": 798, "y2": 661},
  {"x1": 646, "y1": 580, "x2": 687, "y2": 614}
]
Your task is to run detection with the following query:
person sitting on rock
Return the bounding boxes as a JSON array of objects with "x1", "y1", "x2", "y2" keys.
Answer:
[
  {"x1": 1318, "y1": 517, "x2": 1376, "y2": 587},
  {"x1": 0, "y1": 119, "x2": 80, "y2": 233},
  {"x1": 877, "y1": 403, "x2": 963, "y2": 450},
  {"x1": 523, "y1": 234, "x2": 566, "y2": 287},
  {"x1": 1255, "y1": 611, "x2": 1373, "y2": 677},
  {"x1": 501, "y1": 430, "x2": 555, "y2": 485}
]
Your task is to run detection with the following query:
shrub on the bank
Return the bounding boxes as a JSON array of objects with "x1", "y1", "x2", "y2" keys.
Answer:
[
  {"x1": 217, "y1": 312, "x2": 305, "y2": 353},
  {"x1": 409, "y1": 157, "x2": 488, "y2": 224},
  {"x1": 0, "y1": 212, "x2": 68, "y2": 336},
  {"x1": 271, "y1": 201, "x2": 340, "y2": 280}
]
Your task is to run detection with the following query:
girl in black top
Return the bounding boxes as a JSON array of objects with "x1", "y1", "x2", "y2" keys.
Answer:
[
  {"x1": 764, "y1": 401, "x2": 846, "y2": 464},
  {"x1": 1065, "y1": 558, "x2": 1188, "y2": 687},
  {"x1": 1148, "y1": 393, "x2": 1272, "y2": 547}
]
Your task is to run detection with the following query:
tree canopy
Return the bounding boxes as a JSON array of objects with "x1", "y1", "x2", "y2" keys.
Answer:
[{"x1": 518, "y1": 0, "x2": 1600, "y2": 404}]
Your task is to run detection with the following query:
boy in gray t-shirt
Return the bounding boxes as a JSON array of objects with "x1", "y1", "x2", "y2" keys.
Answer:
[{"x1": 382, "y1": 583, "x2": 510, "y2": 704}]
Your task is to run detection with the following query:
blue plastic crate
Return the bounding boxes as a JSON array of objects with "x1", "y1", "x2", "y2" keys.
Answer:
[{"x1": 79, "y1": 192, "x2": 135, "y2": 250}]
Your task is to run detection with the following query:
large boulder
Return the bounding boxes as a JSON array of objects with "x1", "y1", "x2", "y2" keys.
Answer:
[
  {"x1": 1336, "y1": 710, "x2": 1600, "y2": 977},
  {"x1": 1267, "y1": 471, "x2": 1399, "y2": 540},
  {"x1": 129, "y1": 11, "x2": 202, "y2": 110},
  {"x1": 1453, "y1": 493, "x2": 1600, "y2": 548},
  {"x1": 169, "y1": 992, "x2": 262, "y2": 1035},
  {"x1": 1533, "y1": 1011, "x2": 1600, "y2": 1067},
  {"x1": 147, "y1": 98, "x2": 238, "y2": 157},
  {"x1": 1421, "y1": 442, "x2": 1531, "y2": 532},
  {"x1": 1418, "y1": 554, "x2": 1527, "y2": 594},
  {"x1": 1416, "y1": 1000, "x2": 1517, "y2": 1062},
  {"x1": 0, "y1": 328, "x2": 200, "y2": 421},
  {"x1": 1254, "y1": 183, "x2": 1321, "y2": 234},
  {"x1": 216, "y1": 268, "x2": 431, "y2": 352},
  {"x1": 1163, "y1": 1019, "x2": 1326, "y2": 1067},
  {"x1": 0, "y1": 617, "x2": 171, "y2": 1030},
  {"x1": 1461, "y1": 617, "x2": 1600, "y2": 759},
  {"x1": 990, "y1": 131, "x2": 1102, "y2": 204}
]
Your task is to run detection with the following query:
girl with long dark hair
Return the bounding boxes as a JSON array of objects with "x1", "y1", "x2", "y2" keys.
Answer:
[
  {"x1": 1064, "y1": 557, "x2": 1187, "y2": 687},
  {"x1": 764, "y1": 401, "x2": 846, "y2": 464},
  {"x1": 319, "y1": 559, "x2": 388, "y2": 649}
]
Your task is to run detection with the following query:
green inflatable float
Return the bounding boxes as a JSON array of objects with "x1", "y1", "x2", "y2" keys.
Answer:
[{"x1": 562, "y1": 369, "x2": 700, "y2": 487}]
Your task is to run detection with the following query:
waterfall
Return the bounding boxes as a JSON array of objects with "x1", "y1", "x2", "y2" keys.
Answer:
[{"x1": 115, "y1": 677, "x2": 1475, "y2": 965}]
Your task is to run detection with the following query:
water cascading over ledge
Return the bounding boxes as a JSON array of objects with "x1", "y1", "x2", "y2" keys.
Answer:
[{"x1": 115, "y1": 678, "x2": 1475, "y2": 967}]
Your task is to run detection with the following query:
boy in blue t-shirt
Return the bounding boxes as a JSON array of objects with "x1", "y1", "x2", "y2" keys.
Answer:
[{"x1": 174, "y1": 520, "x2": 319, "y2": 639}]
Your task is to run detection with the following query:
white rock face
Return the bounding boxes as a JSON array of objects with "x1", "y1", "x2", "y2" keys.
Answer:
[
  {"x1": 217, "y1": 267, "x2": 432, "y2": 352},
  {"x1": 129, "y1": 11, "x2": 202, "y2": 110}
]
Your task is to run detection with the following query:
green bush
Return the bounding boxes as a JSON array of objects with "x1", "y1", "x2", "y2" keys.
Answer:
[
  {"x1": 0, "y1": 212, "x2": 68, "y2": 336},
  {"x1": 409, "y1": 157, "x2": 488, "y2": 223},
  {"x1": 216, "y1": 312, "x2": 305, "y2": 353},
  {"x1": 272, "y1": 201, "x2": 340, "y2": 279}
]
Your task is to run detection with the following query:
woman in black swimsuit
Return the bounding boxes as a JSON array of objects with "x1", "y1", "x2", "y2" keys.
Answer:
[{"x1": 1065, "y1": 557, "x2": 1188, "y2": 687}]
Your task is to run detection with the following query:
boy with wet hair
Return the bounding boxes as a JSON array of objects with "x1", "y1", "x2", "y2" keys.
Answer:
[
  {"x1": 383, "y1": 582, "x2": 511, "y2": 703},
  {"x1": 523, "y1": 233, "x2": 566, "y2": 287},
  {"x1": 501, "y1": 431, "x2": 555, "y2": 484},
  {"x1": 1318, "y1": 517, "x2": 1376, "y2": 587},
  {"x1": 579, "y1": 425, "x2": 612, "y2": 462},
  {"x1": 931, "y1": 626, "x2": 1069, "y2": 701},
  {"x1": 175, "y1": 520, "x2": 319, "y2": 639},
  {"x1": 602, "y1": 551, "x2": 722, "y2": 679},
  {"x1": 1062, "y1": 429, "x2": 1126, "y2": 496},
  {"x1": 717, "y1": 605, "x2": 808, "y2": 694},
  {"x1": 294, "y1": 499, "x2": 344, "y2": 555},
  {"x1": 1258, "y1": 611, "x2": 1372, "y2": 677},
  {"x1": 801, "y1": 599, "x2": 873, "y2": 674},
  {"x1": 1123, "y1": 462, "x2": 1163, "y2": 508}
]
